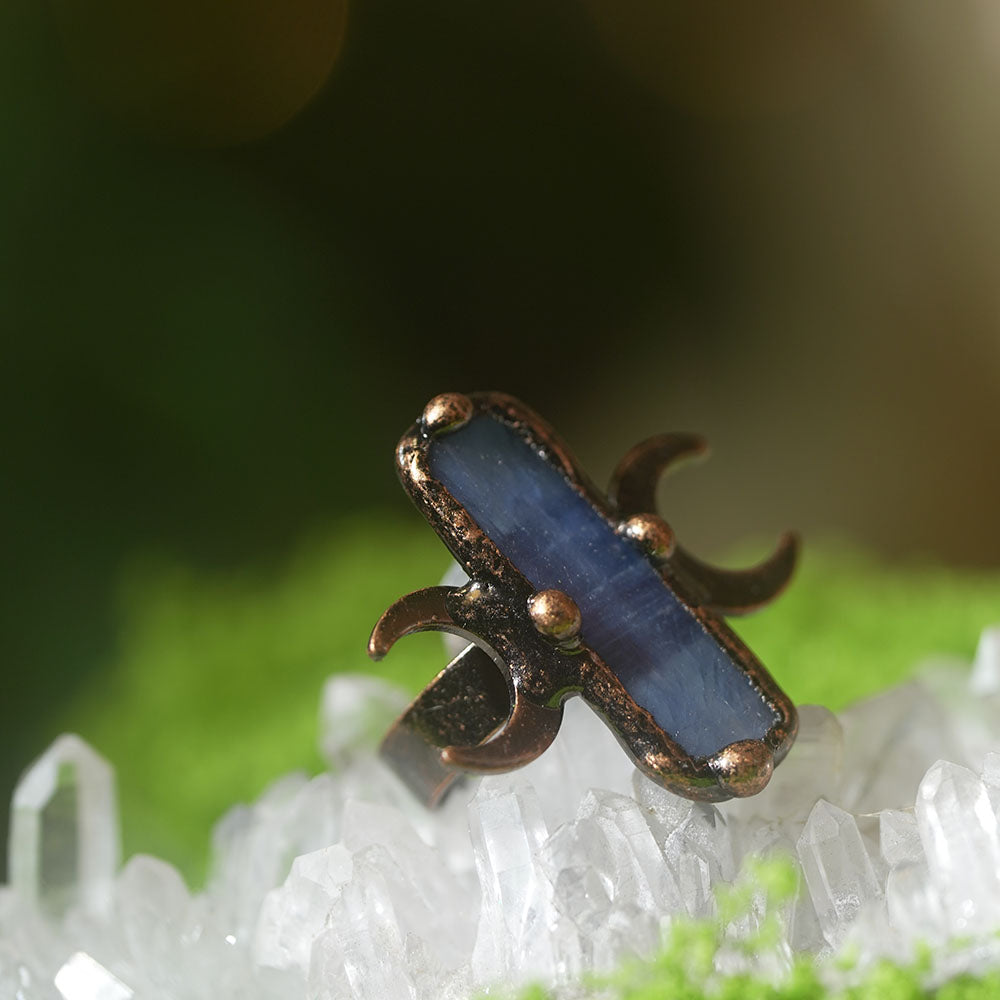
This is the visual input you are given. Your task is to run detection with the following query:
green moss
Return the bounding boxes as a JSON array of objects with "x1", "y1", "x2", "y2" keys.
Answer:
[
  {"x1": 489, "y1": 858, "x2": 820, "y2": 1000},
  {"x1": 936, "y1": 971, "x2": 1000, "y2": 1000},
  {"x1": 54, "y1": 518, "x2": 1000, "y2": 885},
  {"x1": 496, "y1": 860, "x2": 998, "y2": 1000},
  {"x1": 56, "y1": 512, "x2": 450, "y2": 883}
]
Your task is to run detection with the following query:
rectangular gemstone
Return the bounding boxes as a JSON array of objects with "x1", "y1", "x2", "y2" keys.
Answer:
[{"x1": 428, "y1": 415, "x2": 778, "y2": 759}]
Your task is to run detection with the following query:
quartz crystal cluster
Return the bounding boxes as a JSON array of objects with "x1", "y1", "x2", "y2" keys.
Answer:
[{"x1": 4, "y1": 628, "x2": 1000, "y2": 999}]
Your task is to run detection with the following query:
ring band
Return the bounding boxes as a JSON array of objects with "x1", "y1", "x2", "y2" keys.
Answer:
[{"x1": 380, "y1": 644, "x2": 509, "y2": 806}]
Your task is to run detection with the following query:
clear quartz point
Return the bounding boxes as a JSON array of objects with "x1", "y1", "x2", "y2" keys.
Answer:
[
  {"x1": 7, "y1": 627, "x2": 1000, "y2": 994},
  {"x1": 339, "y1": 801, "x2": 474, "y2": 969},
  {"x1": 797, "y1": 800, "x2": 882, "y2": 947},
  {"x1": 255, "y1": 844, "x2": 354, "y2": 974},
  {"x1": 915, "y1": 760, "x2": 1000, "y2": 932},
  {"x1": 329, "y1": 848, "x2": 418, "y2": 1000},
  {"x1": 9, "y1": 734, "x2": 119, "y2": 918},
  {"x1": 878, "y1": 809, "x2": 922, "y2": 870},
  {"x1": 539, "y1": 789, "x2": 671, "y2": 970},
  {"x1": 576, "y1": 789, "x2": 678, "y2": 914},
  {"x1": 116, "y1": 854, "x2": 192, "y2": 986},
  {"x1": 633, "y1": 770, "x2": 734, "y2": 919},
  {"x1": 468, "y1": 784, "x2": 555, "y2": 987}
]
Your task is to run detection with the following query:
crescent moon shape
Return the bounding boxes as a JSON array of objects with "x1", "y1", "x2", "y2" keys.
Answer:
[
  {"x1": 671, "y1": 531, "x2": 800, "y2": 616},
  {"x1": 441, "y1": 694, "x2": 564, "y2": 772},
  {"x1": 609, "y1": 432, "x2": 708, "y2": 517},
  {"x1": 367, "y1": 586, "x2": 462, "y2": 660}
]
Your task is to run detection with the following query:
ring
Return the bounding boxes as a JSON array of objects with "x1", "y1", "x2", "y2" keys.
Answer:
[{"x1": 368, "y1": 391, "x2": 798, "y2": 807}]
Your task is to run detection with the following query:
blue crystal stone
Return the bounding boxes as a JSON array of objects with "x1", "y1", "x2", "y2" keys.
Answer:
[{"x1": 428, "y1": 414, "x2": 778, "y2": 759}]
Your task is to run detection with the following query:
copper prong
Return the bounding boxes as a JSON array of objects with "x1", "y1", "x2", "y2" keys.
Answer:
[
  {"x1": 671, "y1": 531, "x2": 799, "y2": 616},
  {"x1": 609, "y1": 432, "x2": 708, "y2": 518},
  {"x1": 367, "y1": 586, "x2": 460, "y2": 660}
]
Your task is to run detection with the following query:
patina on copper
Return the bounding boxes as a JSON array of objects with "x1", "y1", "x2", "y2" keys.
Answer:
[{"x1": 369, "y1": 391, "x2": 799, "y2": 807}]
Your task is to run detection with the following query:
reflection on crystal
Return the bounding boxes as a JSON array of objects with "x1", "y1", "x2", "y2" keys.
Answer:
[
  {"x1": 3, "y1": 627, "x2": 1000, "y2": 997},
  {"x1": 9, "y1": 735, "x2": 119, "y2": 918},
  {"x1": 878, "y1": 809, "x2": 922, "y2": 870},
  {"x1": 970, "y1": 625, "x2": 1000, "y2": 695},
  {"x1": 54, "y1": 952, "x2": 132, "y2": 1000},
  {"x1": 915, "y1": 761, "x2": 1000, "y2": 931}
]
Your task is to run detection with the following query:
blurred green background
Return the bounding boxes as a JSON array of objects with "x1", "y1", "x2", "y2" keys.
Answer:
[{"x1": 3, "y1": 0, "x2": 1000, "y2": 880}]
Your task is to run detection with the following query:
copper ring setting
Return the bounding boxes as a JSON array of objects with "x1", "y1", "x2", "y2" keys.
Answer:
[{"x1": 368, "y1": 391, "x2": 798, "y2": 807}]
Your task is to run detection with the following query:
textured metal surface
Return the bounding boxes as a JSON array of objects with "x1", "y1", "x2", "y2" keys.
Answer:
[
  {"x1": 370, "y1": 391, "x2": 799, "y2": 806},
  {"x1": 378, "y1": 643, "x2": 511, "y2": 806}
]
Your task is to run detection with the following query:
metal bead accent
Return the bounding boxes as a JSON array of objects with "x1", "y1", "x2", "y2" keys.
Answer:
[
  {"x1": 527, "y1": 589, "x2": 582, "y2": 643},
  {"x1": 619, "y1": 513, "x2": 676, "y2": 562},
  {"x1": 708, "y1": 739, "x2": 774, "y2": 798},
  {"x1": 422, "y1": 393, "x2": 474, "y2": 435}
]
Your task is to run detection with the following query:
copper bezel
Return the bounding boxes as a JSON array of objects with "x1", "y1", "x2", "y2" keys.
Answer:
[{"x1": 386, "y1": 391, "x2": 797, "y2": 803}]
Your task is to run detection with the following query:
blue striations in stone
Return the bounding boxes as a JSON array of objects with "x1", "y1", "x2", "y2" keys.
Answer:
[{"x1": 428, "y1": 414, "x2": 779, "y2": 759}]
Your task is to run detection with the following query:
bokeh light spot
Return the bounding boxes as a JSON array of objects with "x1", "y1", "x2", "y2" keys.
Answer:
[
  {"x1": 586, "y1": 0, "x2": 869, "y2": 117},
  {"x1": 51, "y1": 0, "x2": 349, "y2": 145}
]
